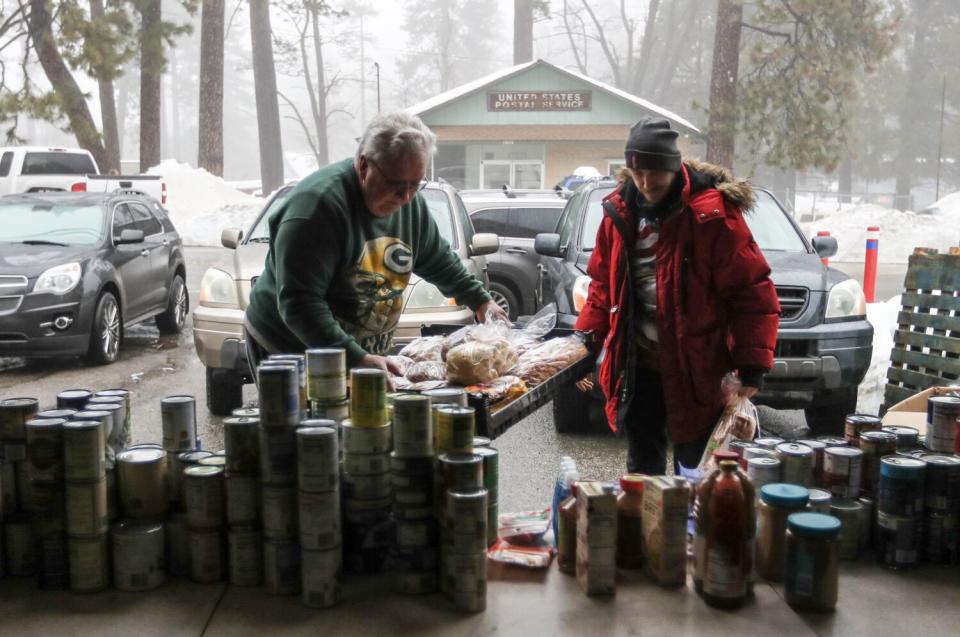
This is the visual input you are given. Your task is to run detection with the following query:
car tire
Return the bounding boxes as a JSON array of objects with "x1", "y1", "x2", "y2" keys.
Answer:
[
  {"x1": 804, "y1": 386, "x2": 859, "y2": 436},
  {"x1": 156, "y1": 273, "x2": 188, "y2": 335},
  {"x1": 207, "y1": 367, "x2": 243, "y2": 415},
  {"x1": 553, "y1": 380, "x2": 594, "y2": 434},
  {"x1": 489, "y1": 281, "x2": 520, "y2": 322},
  {"x1": 87, "y1": 291, "x2": 122, "y2": 365}
]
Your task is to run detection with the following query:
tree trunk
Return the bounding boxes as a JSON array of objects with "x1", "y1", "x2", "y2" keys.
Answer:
[
  {"x1": 27, "y1": 0, "x2": 108, "y2": 170},
  {"x1": 198, "y1": 0, "x2": 225, "y2": 175},
  {"x1": 139, "y1": 0, "x2": 163, "y2": 173},
  {"x1": 705, "y1": 0, "x2": 742, "y2": 169},
  {"x1": 632, "y1": 0, "x2": 660, "y2": 94},
  {"x1": 513, "y1": 0, "x2": 533, "y2": 64},
  {"x1": 249, "y1": 0, "x2": 284, "y2": 193},
  {"x1": 89, "y1": 0, "x2": 120, "y2": 173},
  {"x1": 311, "y1": 8, "x2": 329, "y2": 167},
  {"x1": 894, "y1": 4, "x2": 931, "y2": 210}
]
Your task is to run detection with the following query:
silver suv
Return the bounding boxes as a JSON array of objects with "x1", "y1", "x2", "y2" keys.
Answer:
[{"x1": 192, "y1": 181, "x2": 498, "y2": 414}]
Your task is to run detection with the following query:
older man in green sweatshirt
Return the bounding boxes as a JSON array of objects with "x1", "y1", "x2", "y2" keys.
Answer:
[{"x1": 244, "y1": 111, "x2": 505, "y2": 375}]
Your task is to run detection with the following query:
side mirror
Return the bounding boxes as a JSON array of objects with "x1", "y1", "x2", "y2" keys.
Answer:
[
  {"x1": 534, "y1": 233, "x2": 563, "y2": 257},
  {"x1": 221, "y1": 228, "x2": 243, "y2": 249},
  {"x1": 470, "y1": 233, "x2": 499, "y2": 256},
  {"x1": 116, "y1": 228, "x2": 144, "y2": 244},
  {"x1": 811, "y1": 235, "x2": 838, "y2": 259}
]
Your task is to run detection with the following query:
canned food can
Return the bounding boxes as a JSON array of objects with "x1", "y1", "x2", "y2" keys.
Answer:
[
  {"x1": 878, "y1": 456, "x2": 926, "y2": 517},
  {"x1": 807, "y1": 488, "x2": 832, "y2": 514},
  {"x1": 259, "y1": 426, "x2": 297, "y2": 485},
  {"x1": 487, "y1": 501, "x2": 498, "y2": 547},
  {"x1": 170, "y1": 450, "x2": 214, "y2": 508},
  {"x1": 923, "y1": 511, "x2": 960, "y2": 564},
  {"x1": 882, "y1": 426, "x2": 920, "y2": 450},
  {"x1": 474, "y1": 447, "x2": 499, "y2": 503},
  {"x1": 747, "y1": 456, "x2": 782, "y2": 494},
  {"x1": 437, "y1": 406, "x2": 475, "y2": 455},
  {"x1": 859, "y1": 431, "x2": 898, "y2": 496},
  {"x1": 473, "y1": 436, "x2": 492, "y2": 449},
  {"x1": 228, "y1": 525, "x2": 263, "y2": 586},
  {"x1": 2, "y1": 440, "x2": 26, "y2": 463},
  {"x1": 754, "y1": 437, "x2": 784, "y2": 451},
  {"x1": 25, "y1": 418, "x2": 65, "y2": 483},
  {"x1": 226, "y1": 472, "x2": 261, "y2": 525},
  {"x1": 823, "y1": 446, "x2": 864, "y2": 499},
  {"x1": 258, "y1": 364, "x2": 300, "y2": 428},
  {"x1": 35, "y1": 408, "x2": 78, "y2": 421},
  {"x1": 390, "y1": 453, "x2": 433, "y2": 476},
  {"x1": 299, "y1": 489, "x2": 341, "y2": 550},
  {"x1": 391, "y1": 472, "x2": 434, "y2": 493},
  {"x1": 25, "y1": 477, "x2": 64, "y2": 515},
  {"x1": 83, "y1": 401, "x2": 124, "y2": 464},
  {"x1": 263, "y1": 539, "x2": 301, "y2": 595},
  {"x1": 301, "y1": 547, "x2": 343, "y2": 608},
  {"x1": 857, "y1": 496, "x2": 875, "y2": 551},
  {"x1": 776, "y1": 442, "x2": 814, "y2": 487},
  {"x1": 94, "y1": 389, "x2": 132, "y2": 448},
  {"x1": 0, "y1": 397, "x2": 39, "y2": 440},
  {"x1": 343, "y1": 518, "x2": 393, "y2": 575},
  {"x1": 796, "y1": 439, "x2": 827, "y2": 486},
  {"x1": 343, "y1": 452, "x2": 390, "y2": 477},
  {"x1": 68, "y1": 534, "x2": 109, "y2": 592},
  {"x1": 37, "y1": 533, "x2": 69, "y2": 590},
  {"x1": 189, "y1": 528, "x2": 225, "y2": 583},
  {"x1": 306, "y1": 348, "x2": 347, "y2": 402},
  {"x1": 112, "y1": 521, "x2": 166, "y2": 591},
  {"x1": 262, "y1": 484, "x2": 298, "y2": 540},
  {"x1": 393, "y1": 504, "x2": 434, "y2": 523},
  {"x1": 394, "y1": 570, "x2": 438, "y2": 595},
  {"x1": 445, "y1": 489, "x2": 488, "y2": 537},
  {"x1": 845, "y1": 414, "x2": 882, "y2": 448},
  {"x1": 297, "y1": 426, "x2": 339, "y2": 492},
  {"x1": 1, "y1": 460, "x2": 15, "y2": 514},
  {"x1": 928, "y1": 396, "x2": 960, "y2": 453},
  {"x1": 184, "y1": 465, "x2": 225, "y2": 529},
  {"x1": 57, "y1": 389, "x2": 93, "y2": 411},
  {"x1": 15, "y1": 460, "x2": 31, "y2": 510},
  {"x1": 342, "y1": 472, "x2": 392, "y2": 500},
  {"x1": 389, "y1": 543, "x2": 438, "y2": 572},
  {"x1": 439, "y1": 453, "x2": 483, "y2": 492},
  {"x1": 815, "y1": 435, "x2": 850, "y2": 448},
  {"x1": 742, "y1": 447, "x2": 777, "y2": 462},
  {"x1": 117, "y1": 447, "x2": 168, "y2": 521},
  {"x1": 268, "y1": 355, "x2": 308, "y2": 420},
  {"x1": 160, "y1": 395, "x2": 198, "y2": 452},
  {"x1": 829, "y1": 499, "x2": 863, "y2": 560},
  {"x1": 344, "y1": 495, "x2": 393, "y2": 526},
  {"x1": 392, "y1": 394, "x2": 433, "y2": 458},
  {"x1": 63, "y1": 420, "x2": 105, "y2": 481},
  {"x1": 341, "y1": 420, "x2": 392, "y2": 454},
  {"x1": 877, "y1": 511, "x2": 921, "y2": 568},
  {"x1": 66, "y1": 477, "x2": 108, "y2": 536},
  {"x1": 223, "y1": 417, "x2": 260, "y2": 473},
  {"x1": 166, "y1": 513, "x2": 191, "y2": 576},
  {"x1": 4, "y1": 513, "x2": 36, "y2": 576},
  {"x1": 393, "y1": 484, "x2": 432, "y2": 506},
  {"x1": 106, "y1": 467, "x2": 118, "y2": 521},
  {"x1": 396, "y1": 518, "x2": 438, "y2": 547},
  {"x1": 232, "y1": 407, "x2": 260, "y2": 418},
  {"x1": 198, "y1": 455, "x2": 227, "y2": 469},
  {"x1": 446, "y1": 528, "x2": 488, "y2": 554},
  {"x1": 350, "y1": 368, "x2": 388, "y2": 428},
  {"x1": 310, "y1": 399, "x2": 349, "y2": 424},
  {"x1": 922, "y1": 453, "x2": 960, "y2": 512}
]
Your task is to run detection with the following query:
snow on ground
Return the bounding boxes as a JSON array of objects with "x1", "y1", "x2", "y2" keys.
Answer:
[
  {"x1": 857, "y1": 295, "x2": 900, "y2": 416},
  {"x1": 146, "y1": 160, "x2": 265, "y2": 246}
]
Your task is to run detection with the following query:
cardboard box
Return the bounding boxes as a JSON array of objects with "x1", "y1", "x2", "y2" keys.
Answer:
[
  {"x1": 881, "y1": 385, "x2": 960, "y2": 434},
  {"x1": 642, "y1": 476, "x2": 690, "y2": 587},
  {"x1": 575, "y1": 481, "x2": 617, "y2": 596}
]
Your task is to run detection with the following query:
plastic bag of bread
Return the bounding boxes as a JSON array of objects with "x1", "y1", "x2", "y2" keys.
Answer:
[
  {"x1": 441, "y1": 325, "x2": 471, "y2": 360},
  {"x1": 465, "y1": 375, "x2": 528, "y2": 404},
  {"x1": 467, "y1": 318, "x2": 518, "y2": 375},
  {"x1": 511, "y1": 336, "x2": 588, "y2": 387},
  {"x1": 446, "y1": 341, "x2": 500, "y2": 385},
  {"x1": 387, "y1": 355, "x2": 414, "y2": 376},
  {"x1": 405, "y1": 360, "x2": 447, "y2": 383},
  {"x1": 398, "y1": 336, "x2": 444, "y2": 362}
]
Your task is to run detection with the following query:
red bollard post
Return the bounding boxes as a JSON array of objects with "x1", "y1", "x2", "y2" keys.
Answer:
[
  {"x1": 863, "y1": 226, "x2": 879, "y2": 303},
  {"x1": 817, "y1": 230, "x2": 831, "y2": 266}
]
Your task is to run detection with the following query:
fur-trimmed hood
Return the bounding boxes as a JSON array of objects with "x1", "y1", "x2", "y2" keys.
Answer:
[{"x1": 616, "y1": 158, "x2": 756, "y2": 212}]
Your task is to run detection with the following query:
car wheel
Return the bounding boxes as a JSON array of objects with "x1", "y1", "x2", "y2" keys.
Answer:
[
  {"x1": 207, "y1": 367, "x2": 243, "y2": 415},
  {"x1": 489, "y1": 281, "x2": 520, "y2": 322},
  {"x1": 87, "y1": 292, "x2": 122, "y2": 365},
  {"x1": 156, "y1": 273, "x2": 188, "y2": 335},
  {"x1": 553, "y1": 379, "x2": 594, "y2": 434},
  {"x1": 804, "y1": 386, "x2": 859, "y2": 436}
]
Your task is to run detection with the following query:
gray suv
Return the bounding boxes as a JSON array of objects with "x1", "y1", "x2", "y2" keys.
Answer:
[{"x1": 460, "y1": 189, "x2": 567, "y2": 320}]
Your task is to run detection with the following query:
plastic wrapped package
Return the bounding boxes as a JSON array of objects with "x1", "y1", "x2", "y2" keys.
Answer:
[
  {"x1": 398, "y1": 336, "x2": 444, "y2": 362},
  {"x1": 465, "y1": 375, "x2": 528, "y2": 404},
  {"x1": 386, "y1": 355, "x2": 414, "y2": 376},
  {"x1": 696, "y1": 373, "x2": 759, "y2": 475},
  {"x1": 409, "y1": 380, "x2": 447, "y2": 392},
  {"x1": 487, "y1": 540, "x2": 554, "y2": 569},
  {"x1": 405, "y1": 360, "x2": 447, "y2": 383},
  {"x1": 498, "y1": 508, "x2": 551, "y2": 546},
  {"x1": 511, "y1": 336, "x2": 588, "y2": 386},
  {"x1": 446, "y1": 341, "x2": 501, "y2": 385},
  {"x1": 441, "y1": 326, "x2": 471, "y2": 360},
  {"x1": 390, "y1": 375, "x2": 413, "y2": 391}
]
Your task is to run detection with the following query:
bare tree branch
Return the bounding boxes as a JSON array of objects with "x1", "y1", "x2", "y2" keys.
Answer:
[
  {"x1": 580, "y1": 0, "x2": 620, "y2": 86},
  {"x1": 278, "y1": 89, "x2": 319, "y2": 162}
]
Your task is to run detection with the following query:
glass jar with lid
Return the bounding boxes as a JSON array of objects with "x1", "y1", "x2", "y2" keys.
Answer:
[
  {"x1": 785, "y1": 512, "x2": 841, "y2": 611},
  {"x1": 756, "y1": 483, "x2": 810, "y2": 581},
  {"x1": 557, "y1": 482, "x2": 579, "y2": 574},
  {"x1": 617, "y1": 474, "x2": 645, "y2": 568}
]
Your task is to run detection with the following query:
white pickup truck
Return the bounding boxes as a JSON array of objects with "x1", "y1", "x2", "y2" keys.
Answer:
[{"x1": 0, "y1": 146, "x2": 166, "y2": 204}]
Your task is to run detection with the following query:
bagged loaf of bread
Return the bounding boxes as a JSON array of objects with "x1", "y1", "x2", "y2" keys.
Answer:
[
  {"x1": 405, "y1": 360, "x2": 447, "y2": 383},
  {"x1": 399, "y1": 336, "x2": 444, "y2": 362},
  {"x1": 511, "y1": 336, "x2": 588, "y2": 387},
  {"x1": 446, "y1": 341, "x2": 500, "y2": 385}
]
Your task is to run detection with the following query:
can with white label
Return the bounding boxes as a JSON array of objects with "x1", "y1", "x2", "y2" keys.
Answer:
[
  {"x1": 306, "y1": 348, "x2": 347, "y2": 403},
  {"x1": 343, "y1": 452, "x2": 390, "y2": 476},
  {"x1": 63, "y1": 419, "x2": 105, "y2": 482},
  {"x1": 117, "y1": 447, "x2": 168, "y2": 521},
  {"x1": 25, "y1": 417, "x2": 65, "y2": 482},
  {"x1": 184, "y1": 465, "x2": 225, "y2": 529},
  {"x1": 166, "y1": 513, "x2": 191, "y2": 576},
  {"x1": 189, "y1": 527, "x2": 224, "y2": 583},
  {"x1": 262, "y1": 484, "x2": 298, "y2": 540},
  {"x1": 776, "y1": 442, "x2": 814, "y2": 487},
  {"x1": 823, "y1": 446, "x2": 864, "y2": 500},
  {"x1": 296, "y1": 426, "x2": 338, "y2": 492},
  {"x1": 259, "y1": 426, "x2": 297, "y2": 485},
  {"x1": 228, "y1": 525, "x2": 263, "y2": 586},
  {"x1": 392, "y1": 394, "x2": 433, "y2": 458},
  {"x1": 66, "y1": 477, "x2": 108, "y2": 536},
  {"x1": 225, "y1": 472, "x2": 261, "y2": 525},
  {"x1": 299, "y1": 489, "x2": 341, "y2": 550},
  {"x1": 0, "y1": 397, "x2": 39, "y2": 441},
  {"x1": 258, "y1": 364, "x2": 300, "y2": 428},
  {"x1": 68, "y1": 533, "x2": 110, "y2": 592},
  {"x1": 263, "y1": 538, "x2": 301, "y2": 595},
  {"x1": 4, "y1": 513, "x2": 36, "y2": 576},
  {"x1": 350, "y1": 368, "x2": 388, "y2": 428},
  {"x1": 170, "y1": 450, "x2": 213, "y2": 510},
  {"x1": 223, "y1": 416, "x2": 260, "y2": 473},
  {"x1": 112, "y1": 521, "x2": 166, "y2": 591},
  {"x1": 342, "y1": 471, "x2": 392, "y2": 500},
  {"x1": 301, "y1": 547, "x2": 342, "y2": 608},
  {"x1": 341, "y1": 420, "x2": 392, "y2": 454}
]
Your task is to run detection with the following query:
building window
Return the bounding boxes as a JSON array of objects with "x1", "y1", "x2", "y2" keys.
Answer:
[
  {"x1": 435, "y1": 144, "x2": 467, "y2": 189},
  {"x1": 481, "y1": 160, "x2": 543, "y2": 189},
  {"x1": 607, "y1": 159, "x2": 626, "y2": 177}
]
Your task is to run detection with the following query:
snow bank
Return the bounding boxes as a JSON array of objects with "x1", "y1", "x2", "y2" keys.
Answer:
[
  {"x1": 146, "y1": 160, "x2": 265, "y2": 246},
  {"x1": 857, "y1": 295, "x2": 900, "y2": 416}
]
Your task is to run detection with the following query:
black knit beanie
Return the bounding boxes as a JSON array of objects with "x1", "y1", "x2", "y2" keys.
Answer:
[{"x1": 624, "y1": 117, "x2": 681, "y2": 172}]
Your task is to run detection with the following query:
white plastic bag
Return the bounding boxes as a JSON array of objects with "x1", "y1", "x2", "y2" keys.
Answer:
[{"x1": 696, "y1": 373, "x2": 759, "y2": 474}]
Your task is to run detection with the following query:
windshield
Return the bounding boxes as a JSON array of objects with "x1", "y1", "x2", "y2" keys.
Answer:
[
  {"x1": 579, "y1": 186, "x2": 807, "y2": 252},
  {"x1": 419, "y1": 189, "x2": 456, "y2": 246},
  {"x1": 0, "y1": 202, "x2": 104, "y2": 245},
  {"x1": 246, "y1": 189, "x2": 293, "y2": 242}
]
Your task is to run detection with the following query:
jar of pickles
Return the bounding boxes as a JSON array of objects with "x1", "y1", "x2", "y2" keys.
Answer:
[
  {"x1": 756, "y1": 483, "x2": 810, "y2": 581},
  {"x1": 785, "y1": 512, "x2": 841, "y2": 611}
]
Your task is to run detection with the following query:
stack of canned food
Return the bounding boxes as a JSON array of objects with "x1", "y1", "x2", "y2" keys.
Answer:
[
  {"x1": 307, "y1": 348, "x2": 350, "y2": 426},
  {"x1": 297, "y1": 423, "x2": 342, "y2": 607},
  {"x1": 342, "y1": 368, "x2": 393, "y2": 574},
  {"x1": 223, "y1": 414, "x2": 262, "y2": 586},
  {"x1": 26, "y1": 401, "x2": 69, "y2": 588},
  {"x1": 1, "y1": 398, "x2": 39, "y2": 579},
  {"x1": 114, "y1": 443, "x2": 169, "y2": 591}
]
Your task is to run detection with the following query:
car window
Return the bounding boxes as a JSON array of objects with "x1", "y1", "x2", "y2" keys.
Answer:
[
  {"x1": 0, "y1": 201, "x2": 104, "y2": 245},
  {"x1": 580, "y1": 187, "x2": 614, "y2": 251},
  {"x1": 0, "y1": 152, "x2": 13, "y2": 177},
  {"x1": 744, "y1": 191, "x2": 807, "y2": 251},
  {"x1": 21, "y1": 152, "x2": 97, "y2": 175},
  {"x1": 470, "y1": 208, "x2": 510, "y2": 236},
  {"x1": 246, "y1": 187, "x2": 294, "y2": 242},
  {"x1": 128, "y1": 202, "x2": 163, "y2": 236},
  {"x1": 558, "y1": 190, "x2": 586, "y2": 247},
  {"x1": 510, "y1": 206, "x2": 564, "y2": 239},
  {"x1": 112, "y1": 203, "x2": 136, "y2": 239},
  {"x1": 453, "y1": 192, "x2": 473, "y2": 246},
  {"x1": 419, "y1": 188, "x2": 457, "y2": 248}
]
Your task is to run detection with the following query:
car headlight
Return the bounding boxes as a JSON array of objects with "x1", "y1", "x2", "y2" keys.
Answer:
[
  {"x1": 406, "y1": 280, "x2": 457, "y2": 310},
  {"x1": 572, "y1": 275, "x2": 591, "y2": 313},
  {"x1": 199, "y1": 268, "x2": 239, "y2": 306},
  {"x1": 825, "y1": 278, "x2": 867, "y2": 320},
  {"x1": 34, "y1": 262, "x2": 81, "y2": 295}
]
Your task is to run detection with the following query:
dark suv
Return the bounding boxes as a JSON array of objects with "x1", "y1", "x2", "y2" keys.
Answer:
[
  {"x1": 534, "y1": 178, "x2": 873, "y2": 435},
  {"x1": 461, "y1": 189, "x2": 567, "y2": 320},
  {"x1": 0, "y1": 191, "x2": 187, "y2": 364}
]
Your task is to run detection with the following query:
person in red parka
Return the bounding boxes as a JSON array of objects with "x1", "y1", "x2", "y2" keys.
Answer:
[{"x1": 574, "y1": 117, "x2": 780, "y2": 474}]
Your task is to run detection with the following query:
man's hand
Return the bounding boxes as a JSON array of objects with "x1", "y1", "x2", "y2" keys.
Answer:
[
  {"x1": 358, "y1": 353, "x2": 403, "y2": 377},
  {"x1": 475, "y1": 299, "x2": 508, "y2": 324},
  {"x1": 738, "y1": 385, "x2": 759, "y2": 399},
  {"x1": 575, "y1": 375, "x2": 594, "y2": 392}
]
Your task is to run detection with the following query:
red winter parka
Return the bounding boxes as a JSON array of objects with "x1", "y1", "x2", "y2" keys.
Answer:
[{"x1": 575, "y1": 160, "x2": 780, "y2": 444}]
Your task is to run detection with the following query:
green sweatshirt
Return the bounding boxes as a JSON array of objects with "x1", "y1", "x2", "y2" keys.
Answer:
[{"x1": 245, "y1": 158, "x2": 490, "y2": 365}]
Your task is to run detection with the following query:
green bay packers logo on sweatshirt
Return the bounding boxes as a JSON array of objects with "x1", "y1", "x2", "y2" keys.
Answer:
[{"x1": 341, "y1": 236, "x2": 414, "y2": 344}]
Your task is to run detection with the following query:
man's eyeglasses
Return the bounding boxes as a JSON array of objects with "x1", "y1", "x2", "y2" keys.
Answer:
[{"x1": 366, "y1": 157, "x2": 427, "y2": 197}]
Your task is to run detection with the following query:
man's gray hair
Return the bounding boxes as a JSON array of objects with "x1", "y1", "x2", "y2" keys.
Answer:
[{"x1": 356, "y1": 111, "x2": 437, "y2": 164}]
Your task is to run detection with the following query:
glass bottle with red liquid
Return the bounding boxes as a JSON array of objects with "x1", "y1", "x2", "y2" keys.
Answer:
[
  {"x1": 702, "y1": 459, "x2": 756, "y2": 608},
  {"x1": 693, "y1": 450, "x2": 741, "y2": 594}
]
